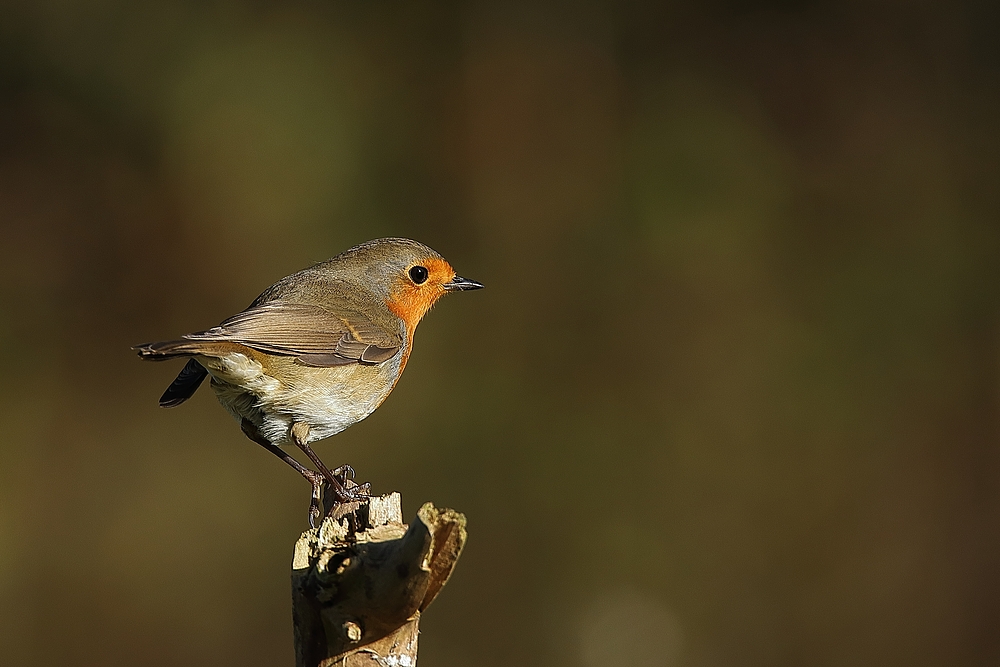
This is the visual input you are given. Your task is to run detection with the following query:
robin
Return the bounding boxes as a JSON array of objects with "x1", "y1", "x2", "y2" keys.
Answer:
[{"x1": 134, "y1": 238, "x2": 483, "y2": 525}]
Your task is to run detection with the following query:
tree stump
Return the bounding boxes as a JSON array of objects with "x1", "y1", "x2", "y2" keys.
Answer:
[{"x1": 291, "y1": 490, "x2": 467, "y2": 667}]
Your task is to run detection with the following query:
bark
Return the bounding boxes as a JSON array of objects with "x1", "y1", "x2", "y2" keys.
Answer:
[{"x1": 291, "y1": 491, "x2": 466, "y2": 667}]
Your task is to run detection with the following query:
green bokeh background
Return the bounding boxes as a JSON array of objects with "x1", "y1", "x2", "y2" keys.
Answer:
[{"x1": 1, "y1": 1, "x2": 998, "y2": 665}]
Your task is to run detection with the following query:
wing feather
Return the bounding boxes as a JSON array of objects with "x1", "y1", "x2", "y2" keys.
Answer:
[{"x1": 182, "y1": 301, "x2": 402, "y2": 367}]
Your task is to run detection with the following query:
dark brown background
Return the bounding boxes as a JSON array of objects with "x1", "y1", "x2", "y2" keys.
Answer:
[{"x1": 1, "y1": 1, "x2": 998, "y2": 665}]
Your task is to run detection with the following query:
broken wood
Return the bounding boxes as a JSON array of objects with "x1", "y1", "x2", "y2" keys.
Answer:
[{"x1": 291, "y1": 490, "x2": 467, "y2": 667}]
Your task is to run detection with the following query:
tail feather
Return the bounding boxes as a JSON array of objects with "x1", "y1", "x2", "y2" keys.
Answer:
[
  {"x1": 159, "y1": 358, "x2": 209, "y2": 408},
  {"x1": 133, "y1": 339, "x2": 214, "y2": 360}
]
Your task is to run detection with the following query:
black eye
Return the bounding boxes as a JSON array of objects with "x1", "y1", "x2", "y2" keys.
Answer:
[{"x1": 409, "y1": 265, "x2": 429, "y2": 284}]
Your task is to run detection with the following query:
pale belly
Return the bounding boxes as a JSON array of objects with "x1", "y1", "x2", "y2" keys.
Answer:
[{"x1": 198, "y1": 351, "x2": 402, "y2": 447}]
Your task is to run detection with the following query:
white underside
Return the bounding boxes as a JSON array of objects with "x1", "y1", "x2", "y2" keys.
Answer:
[{"x1": 198, "y1": 351, "x2": 402, "y2": 447}]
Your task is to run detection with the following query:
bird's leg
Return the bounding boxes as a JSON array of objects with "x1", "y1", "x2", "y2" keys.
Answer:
[
  {"x1": 289, "y1": 422, "x2": 369, "y2": 505},
  {"x1": 241, "y1": 419, "x2": 323, "y2": 527}
]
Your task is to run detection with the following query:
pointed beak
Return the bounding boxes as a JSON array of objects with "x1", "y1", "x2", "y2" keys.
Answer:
[{"x1": 443, "y1": 275, "x2": 484, "y2": 292}]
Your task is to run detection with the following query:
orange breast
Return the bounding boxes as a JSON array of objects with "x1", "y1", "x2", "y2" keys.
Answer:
[{"x1": 385, "y1": 256, "x2": 454, "y2": 379}]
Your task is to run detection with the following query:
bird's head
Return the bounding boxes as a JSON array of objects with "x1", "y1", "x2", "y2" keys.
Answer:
[{"x1": 330, "y1": 238, "x2": 483, "y2": 332}]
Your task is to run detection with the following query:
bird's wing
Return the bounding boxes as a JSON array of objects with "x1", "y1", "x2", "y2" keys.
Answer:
[{"x1": 182, "y1": 301, "x2": 402, "y2": 367}]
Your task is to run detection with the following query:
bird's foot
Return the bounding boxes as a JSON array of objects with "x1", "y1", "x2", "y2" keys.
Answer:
[
  {"x1": 326, "y1": 464, "x2": 371, "y2": 505},
  {"x1": 325, "y1": 477, "x2": 371, "y2": 509},
  {"x1": 303, "y1": 470, "x2": 325, "y2": 529},
  {"x1": 329, "y1": 464, "x2": 355, "y2": 484}
]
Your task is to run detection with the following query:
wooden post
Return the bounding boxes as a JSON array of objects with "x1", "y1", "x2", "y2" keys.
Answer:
[{"x1": 291, "y1": 490, "x2": 467, "y2": 667}]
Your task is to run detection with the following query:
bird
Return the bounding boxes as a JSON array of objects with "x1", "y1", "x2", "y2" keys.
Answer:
[{"x1": 134, "y1": 238, "x2": 483, "y2": 525}]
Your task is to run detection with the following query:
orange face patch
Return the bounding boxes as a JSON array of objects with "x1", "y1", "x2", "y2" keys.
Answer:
[{"x1": 386, "y1": 257, "x2": 455, "y2": 334}]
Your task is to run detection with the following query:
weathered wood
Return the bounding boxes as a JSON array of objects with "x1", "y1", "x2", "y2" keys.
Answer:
[{"x1": 291, "y1": 490, "x2": 467, "y2": 667}]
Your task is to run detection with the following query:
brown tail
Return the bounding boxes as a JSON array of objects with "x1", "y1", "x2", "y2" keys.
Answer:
[{"x1": 133, "y1": 339, "x2": 217, "y2": 360}]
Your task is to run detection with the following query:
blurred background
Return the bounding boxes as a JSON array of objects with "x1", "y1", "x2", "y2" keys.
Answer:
[{"x1": 1, "y1": 1, "x2": 998, "y2": 665}]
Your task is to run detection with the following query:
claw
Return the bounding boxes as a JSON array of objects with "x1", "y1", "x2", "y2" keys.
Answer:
[
  {"x1": 327, "y1": 481, "x2": 370, "y2": 507},
  {"x1": 330, "y1": 465, "x2": 356, "y2": 482},
  {"x1": 304, "y1": 471, "x2": 324, "y2": 528},
  {"x1": 309, "y1": 495, "x2": 322, "y2": 528}
]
